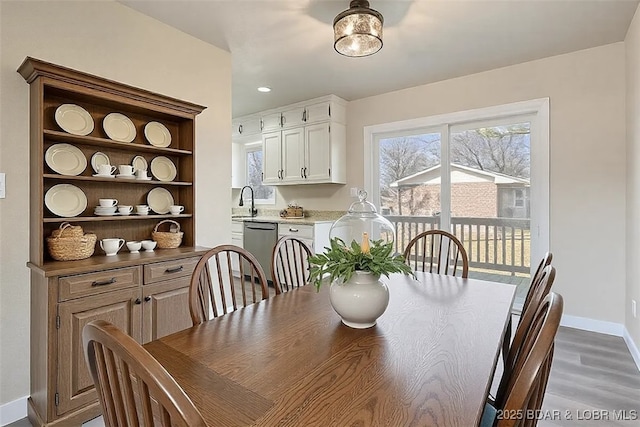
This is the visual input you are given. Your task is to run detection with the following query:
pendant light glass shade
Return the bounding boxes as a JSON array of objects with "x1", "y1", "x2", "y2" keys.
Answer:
[{"x1": 333, "y1": 0, "x2": 383, "y2": 57}]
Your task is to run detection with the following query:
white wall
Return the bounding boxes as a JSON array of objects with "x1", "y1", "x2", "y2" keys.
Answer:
[
  {"x1": 626, "y1": 5, "x2": 640, "y2": 349},
  {"x1": 0, "y1": 0, "x2": 231, "y2": 409},
  {"x1": 346, "y1": 44, "x2": 626, "y2": 325}
]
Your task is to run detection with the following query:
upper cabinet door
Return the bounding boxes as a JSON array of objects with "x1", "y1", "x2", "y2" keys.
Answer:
[
  {"x1": 304, "y1": 101, "x2": 331, "y2": 124},
  {"x1": 304, "y1": 122, "x2": 331, "y2": 182},
  {"x1": 281, "y1": 106, "x2": 305, "y2": 129},
  {"x1": 261, "y1": 112, "x2": 282, "y2": 132},
  {"x1": 281, "y1": 127, "x2": 305, "y2": 182},
  {"x1": 233, "y1": 115, "x2": 262, "y2": 138},
  {"x1": 262, "y1": 130, "x2": 282, "y2": 184}
]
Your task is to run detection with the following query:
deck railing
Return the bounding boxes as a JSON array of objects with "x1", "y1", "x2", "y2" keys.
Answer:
[{"x1": 386, "y1": 215, "x2": 531, "y2": 275}]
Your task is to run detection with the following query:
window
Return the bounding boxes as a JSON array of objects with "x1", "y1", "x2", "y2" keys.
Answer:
[
  {"x1": 245, "y1": 143, "x2": 275, "y2": 204},
  {"x1": 514, "y1": 189, "x2": 524, "y2": 207}
]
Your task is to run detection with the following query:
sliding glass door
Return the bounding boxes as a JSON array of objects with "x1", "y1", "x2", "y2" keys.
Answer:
[{"x1": 367, "y1": 100, "x2": 548, "y2": 307}]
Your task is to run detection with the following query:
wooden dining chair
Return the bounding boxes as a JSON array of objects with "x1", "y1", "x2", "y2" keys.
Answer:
[
  {"x1": 188, "y1": 244, "x2": 269, "y2": 325},
  {"x1": 83, "y1": 320, "x2": 207, "y2": 427},
  {"x1": 403, "y1": 229, "x2": 469, "y2": 277},
  {"x1": 481, "y1": 292, "x2": 563, "y2": 427},
  {"x1": 521, "y1": 252, "x2": 553, "y2": 316},
  {"x1": 271, "y1": 236, "x2": 313, "y2": 293},
  {"x1": 501, "y1": 253, "x2": 554, "y2": 369}
]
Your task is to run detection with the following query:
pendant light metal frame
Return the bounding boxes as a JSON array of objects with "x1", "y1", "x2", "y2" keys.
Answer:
[{"x1": 333, "y1": 0, "x2": 384, "y2": 57}]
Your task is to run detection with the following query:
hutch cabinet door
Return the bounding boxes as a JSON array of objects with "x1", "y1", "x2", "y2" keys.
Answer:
[
  {"x1": 141, "y1": 277, "x2": 193, "y2": 344},
  {"x1": 56, "y1": 288, "x2": 141, "y2": 416}
]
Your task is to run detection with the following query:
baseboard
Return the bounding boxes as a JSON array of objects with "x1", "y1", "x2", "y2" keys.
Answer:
[
  {"x1": 623, "y1": 327, "x2": 640, "y2": 373},
  {"x1": 0, "y1": 396, "x2": 27, "y2": 426},
  {"x1": 560, "y1": 314, "x2": 625, "y2": 336}
]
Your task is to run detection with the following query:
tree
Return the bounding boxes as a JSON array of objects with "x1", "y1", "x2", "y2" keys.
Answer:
[
  {"x1": 451, "y1": 124, "x2": 530, "y2": 178},
  {"x1": 379, "y1": 135, "x2": 440, "y2": 215}
]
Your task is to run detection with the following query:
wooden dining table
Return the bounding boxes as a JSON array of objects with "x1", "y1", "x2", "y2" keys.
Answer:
[{"x1": 144, "y1": 272, "x2": 515, "y2": 427}]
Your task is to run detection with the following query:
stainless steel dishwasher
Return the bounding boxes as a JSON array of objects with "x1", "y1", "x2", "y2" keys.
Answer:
[{"x1": 243, "y1": 221, "x2": 278, "y2": 284}]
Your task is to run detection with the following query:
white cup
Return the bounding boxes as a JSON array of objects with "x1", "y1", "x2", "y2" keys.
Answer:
[
  {"x1": 100, "y1": 238, "x2": 125, "y2": 256},
  {"x1": 136, "y1": 205, "x2": 150, "y2": 215},
  {"x1": 97, "y1": 164, "x2": 117, "y2": 176},
  {"x1": 135, "y1": 169, "x2": 148, "y2": 179},
  {"x1": 141, "y1": 240, "x2": 157, "y2": 252},
  {"x1": 126, "y1": 241, "x2": 142, "y2": 253},
  {"x1": 169, "y1": 205, "x2": 184, "y2": 215},
  {"x1": 118, "y1": 205, "x2": 133, "y2": 215},
  {"x1": 99, "y1": 198, "x2": 118, "y2": 207},
  {"x1": 118, "y1": 164, "x2": 134, "y2": 176}
]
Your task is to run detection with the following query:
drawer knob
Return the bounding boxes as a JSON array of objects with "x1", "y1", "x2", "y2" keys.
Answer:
[
  {"x1": 134, "y1": 298, "x2": 142, "y2": 305},
  {"x1": 165, "y1": 265, "x2": 184, "y2": 273},
  {"x1": 91, "y1": 277, "x2": 116, "y2": 287}
]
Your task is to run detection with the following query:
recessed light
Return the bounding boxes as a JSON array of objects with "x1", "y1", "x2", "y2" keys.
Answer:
[{"x1": 257, "y1": 87, "x2": 271, "y2": 93}]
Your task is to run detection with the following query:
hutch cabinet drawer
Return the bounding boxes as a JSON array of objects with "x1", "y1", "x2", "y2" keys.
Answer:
[
  {"x1": 144, "y1": 257, "x2": 200, "y2": 284},
  {"x1": 59, "y1": 266, "x2": 141, "y2": 301},
  {"x1": 279, "y1": 224, "x2": 314, "y2": 240}
]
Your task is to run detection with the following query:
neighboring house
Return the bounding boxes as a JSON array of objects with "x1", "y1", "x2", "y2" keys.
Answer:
[{"x1": 387, "y1": 163, "x2": 530, "y2": 218}]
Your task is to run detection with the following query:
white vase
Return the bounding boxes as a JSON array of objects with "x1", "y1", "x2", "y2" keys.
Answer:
[{"x1": 329, "y1": 271, "x2": 390, "y2": 329}]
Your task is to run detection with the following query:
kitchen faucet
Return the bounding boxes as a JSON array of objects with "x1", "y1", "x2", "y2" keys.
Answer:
[{"x1": 238, "y1": 185, "x2": 258, "y2": 217}]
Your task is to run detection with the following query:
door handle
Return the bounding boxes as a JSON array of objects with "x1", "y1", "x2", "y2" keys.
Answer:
[
  {"x1": 301, "y1": 167, "x2": 304, "y2": 178},
  {"x1": 165, "y1": 265, "x2": 184, "y2": 273}
]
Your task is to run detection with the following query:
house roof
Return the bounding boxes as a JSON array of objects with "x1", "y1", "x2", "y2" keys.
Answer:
[{"x1": 389, "y1": 163, "x2": 530, "y2": 187}]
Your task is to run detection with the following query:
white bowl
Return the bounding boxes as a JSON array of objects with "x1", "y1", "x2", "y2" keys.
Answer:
[
  {"x1": 126, "y1": 241, "x2": 142, "y2": 253},
  {"x1": 141, "y1": 240, "x2": 157, "y2": 251}
]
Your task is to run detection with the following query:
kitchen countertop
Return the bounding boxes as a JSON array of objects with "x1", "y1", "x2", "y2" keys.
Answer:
[
  {"x1": 232, "y1": 215, "x2": 334, "y2": 225},
  {"x1": 231, "y1": 209, "x2": 345, "y2": 225}
]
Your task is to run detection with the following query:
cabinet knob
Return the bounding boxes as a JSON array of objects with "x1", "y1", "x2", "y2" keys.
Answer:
[
  {"x1": 144, "y1": 296, "x2": 151, "y2": 302},
  {"x1": 134, "y1": 298, "x2": 142, "y2": 305}
]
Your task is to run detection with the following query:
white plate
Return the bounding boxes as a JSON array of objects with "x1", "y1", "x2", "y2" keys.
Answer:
[
  {"x1": 45, "y1": 143, "x2": 87, "y2": 176},
  {"x1": 131, "y1": 155, "x2": 148, "y2": 172},
  {"x1": 150, "y1": 156, "x2": 177, "y2": 182},
  {"x1": 147, "y1": 188, "x2": 174, "y2": 214},
  {"x1": 103, "y1": 113, "x2": 136, "y2": 142},
  {"x1": 93, "y1": 174, "x2": 115, "y2": 179},
  {"x1": 144, "y1": 122, "x2": 172, "y2": 147},
  {"x1": 55, "y1": 104, "x2": 94, "y2": 136},
  {"x1": 45, "y1": 184, "x2": 87, "y2": 217},
  {"x1": 116, "y1": 174, "x2": 136, "y2": 179},
  {"x1": 90, "y1": 152, "x2": 110, "y2": 173}
]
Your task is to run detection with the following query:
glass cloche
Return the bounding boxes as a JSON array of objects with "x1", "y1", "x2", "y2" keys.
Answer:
[{"x1": 330, "y1": 190, "x2": 395, "y2": 247}]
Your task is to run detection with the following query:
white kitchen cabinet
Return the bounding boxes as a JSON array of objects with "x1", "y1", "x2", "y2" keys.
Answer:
[
  {"x1": 281, "y1": 106, "x2": 306, "y2": 129},
  {"x1": 232, "y1": 114, "x2": 262, "y2": 138},
  {"x1": 261, "y1": 111, "x2": 283, "y2": 132},
  {"x1": 260, "y1": 95, "x2": 346, "y2": 185},
  {"x1": 278, "y1": 222, "x2": 332, "y2": 254},
  {"x1": 231, "y1": 142, "x2": 246, "y2": 188}
]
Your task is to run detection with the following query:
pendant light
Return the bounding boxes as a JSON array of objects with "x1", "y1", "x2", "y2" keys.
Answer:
[{"x1": 333, "y1": 0, "x2": 384, "y2": 57}]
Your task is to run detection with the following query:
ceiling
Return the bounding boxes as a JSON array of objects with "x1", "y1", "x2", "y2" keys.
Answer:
[{"x1": 120, "y1": 0, "x2": 639, "y2": 117}]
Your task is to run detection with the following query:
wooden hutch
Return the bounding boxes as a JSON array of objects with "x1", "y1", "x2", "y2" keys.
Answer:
[{"x1": 19, "y1": 57, "x2": 209, "y2": 426}]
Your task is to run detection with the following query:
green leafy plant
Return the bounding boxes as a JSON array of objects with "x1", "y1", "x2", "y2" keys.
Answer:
[{"x1": 308, "y1": 237, "x2": 416, "y2": 291}]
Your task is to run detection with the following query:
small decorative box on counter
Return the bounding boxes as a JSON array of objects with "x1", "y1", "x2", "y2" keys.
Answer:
[{"x1": 281, "y1": 204, "x2": 304, "y2": 218}]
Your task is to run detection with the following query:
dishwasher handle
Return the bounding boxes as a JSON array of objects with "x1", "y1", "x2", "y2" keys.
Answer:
[{"x1": 244, "y1": 222, "x2": 277, "y2": 231}]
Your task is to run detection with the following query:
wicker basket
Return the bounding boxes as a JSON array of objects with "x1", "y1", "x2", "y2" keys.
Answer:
[
  {"x1": 152, "y1": 220, "x2": 183, "y2": 249},
  {"x1": 47, "y1": 223, "x2": 97, "y2": 261}
]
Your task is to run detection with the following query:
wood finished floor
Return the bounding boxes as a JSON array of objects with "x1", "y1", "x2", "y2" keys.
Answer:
[{"x1": 8, "y1": 327, "x2": 640, "y2": 427}]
